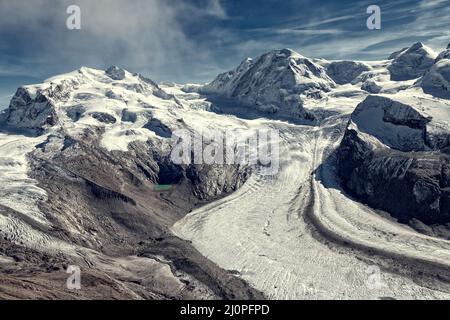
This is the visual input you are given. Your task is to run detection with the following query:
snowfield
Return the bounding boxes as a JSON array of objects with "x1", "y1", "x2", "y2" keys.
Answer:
[{"x1": 0, "y1": 132, "x2": 49, "y2": 225}]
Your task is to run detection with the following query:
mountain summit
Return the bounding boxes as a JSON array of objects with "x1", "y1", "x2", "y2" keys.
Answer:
[
  {"x1": 202, "y1": 48, "x2": 335, "y2": 119},
  {"x1": 388, "y1": 42, "x2": 437, "y2": 81}
]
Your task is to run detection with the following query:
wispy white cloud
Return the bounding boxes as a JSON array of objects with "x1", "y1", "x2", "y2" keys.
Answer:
[
  {"x1": 206, "y1": 0, "x2": 228, "y2": 19},
  {"x1": 0, "y1": 0, "x2": 449, "y2": 85},
  {"x1": 240, "y1": 0, "x2": 450, "y2": 62},
  {"x1": 0, "y1": 0, "x2": 228, "y2": 82},
  {"x1": 249, "y1": 27, "x2": 345, "y2": 36},
  {"x1": 419, "y1": 0, "x2": 447, "y2": 8}
]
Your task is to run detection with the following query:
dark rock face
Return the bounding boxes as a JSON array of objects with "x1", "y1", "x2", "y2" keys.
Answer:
[
  {"x1": 326, "y1": 61, "x2": 371, "y2": 85},
  {"x1": 388, "y1": 42, "x2": 436, "y2": 81},
  {"x1": 337, "y1": 97, "x2": 450, "y2": 225},
  {"x1": 421, "y1": 60, "x2": 450, "y2": 99},
  {"x1": 336, "y1": 95, "x2": 450, "y2": 225},
  {"x1": 106, "y1": 66, "x2": 126, "y2": 80},
  {"x1": 337, "y1": 133, "x2": 450, "y2": 224},
  {"x1": 143, "y1": 118, "x2": 172, "y2": 138},
  {"x1": 186, "y1": 164, "x2": 251, "y2": 200},
  {"x1": 433, "y1": 43, "x2": 450, "y2": 63},
  {"x1": 435, "y1": 49, "x2": 450, "y2": 62},
  {"x1": 66, "y1": 105, "x2": 86, "y2": 122},
  {"x1": 89, "y1": 112, "x2": 117, "y2": 124},
  {"x1": 361, "y1": 80, "x2": 382, "y2": 93},
  {"x1": 6, "y1": 87, "x2": 59, "y2": 131},
  {"x1": 6, "y1": 76, "x2": 83, "y2": 131},
  {"x1": 121, "y1": 109, "x2": 138, "y2": 123}
]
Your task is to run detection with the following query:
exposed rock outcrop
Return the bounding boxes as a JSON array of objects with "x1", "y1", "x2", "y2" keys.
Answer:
[
  {"x1": 361, "y1": 79, "x2": 382, "y2": 93},
  {"x1": 326, "y1": 61, "x2": 371, "y2": 85},
  {"x1": 337, "y1": 94, "x2": 450, "y2": 224}
]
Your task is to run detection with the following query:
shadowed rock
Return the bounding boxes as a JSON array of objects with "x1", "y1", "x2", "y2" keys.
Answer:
[
  {"x1": 326, "y1": 61, "x2": 371, "y2": 85},
  {"x1": 337, "y1": 95, "x2": 450, "y2": 225}
]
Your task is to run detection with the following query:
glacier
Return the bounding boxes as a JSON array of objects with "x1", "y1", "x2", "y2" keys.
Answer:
[{"x1": 1, "y1": 41, "x2": 450, "y2": 299}]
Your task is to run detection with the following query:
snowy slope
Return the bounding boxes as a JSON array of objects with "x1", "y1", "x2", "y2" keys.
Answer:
[
  {"x1": 421, "y1": 58, "x2": 450, "y2": 99},
  {"x1": 0, "y1": 65, "x2": 259, "y2": 232},
  {"x1": 0, "y1": 132, "x2": 48, "y2": 225},
  {"x1": 388, "y1": 42, "x2": 437, "y2": 81},
  {"x1": 347, "y1": 94, "x2": 450, "y2": 151},
  {"x1": 201, "y1": 48, "x2": 335, "y2": 119}
]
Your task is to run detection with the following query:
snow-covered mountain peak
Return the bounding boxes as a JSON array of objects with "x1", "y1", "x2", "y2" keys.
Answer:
[
  {"x1": 266, "y1": 47, "x2": 306, "y2": 60},
  {"x1": 4, "y1": 66, "x2": 183, "y2": 151},
  {"x1": 388, "y1": 47, "x2": 409, "y2": 60},
  {"x1": 201, "y1": 48, "x2": 335, "y2": 120},
  {"x1": 410, "y1": 41, "x2": 429, "y2": 51},
  {"x1": 388, "y1": 42, "x2": 437, "y2": 81},
  {"x1": 254, "y1": 48, "x2": 329, "y2": 79},
  {"x1": 416, "y1": 42, "x2": 450, "y2": 99},
  {"x1": 348, "y1": 92, "x2": 450, "y2": 152}
]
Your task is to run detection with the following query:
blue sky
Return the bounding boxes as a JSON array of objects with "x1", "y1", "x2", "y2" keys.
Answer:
[{"x1": 0, "y1": 0, "x2": 449, "y2": 107}]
